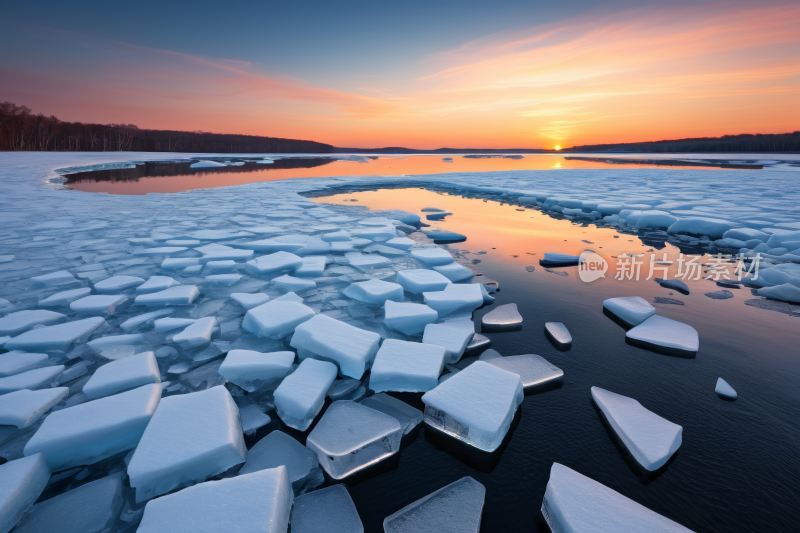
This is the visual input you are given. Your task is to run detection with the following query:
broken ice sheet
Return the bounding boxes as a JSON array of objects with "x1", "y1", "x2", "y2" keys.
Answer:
[
  {"x1": 239, "y1": 430, "x2": 323, "y2": 495},
  {"x1": 383, "y1": 477, "x2": 485, "y2": 533}
]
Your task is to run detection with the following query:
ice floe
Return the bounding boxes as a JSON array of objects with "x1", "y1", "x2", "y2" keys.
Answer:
[
  {"x1": 603, "y1": 296, "x2": 656, "y2": 326},
  {"x1": 540, "y1": 253, "x2": 584, "y2": 266},
  {"x1": 383, "y1": 477, "x2": 485, "y2": 533},
  {"x1": 70, "y1": 294, "x2": 128, "y2": 316},
  {"x1": 481, "y1": 303, "x2": 522, "y2": 332},
  {"x1": 291, "y1": 314, "x2": 381, "y2": 378},
  {"x1": 432, "y1": 262, "x2": 474, "y2": 282},
  {"x1": 343, "y1": 279, "x2": 404, "y2": 305},
  {"x1": 0, "y1": 353, "x2": 51, "y2": 378},
  {"x1": 396, "y1": 269, "x2": 451, "y2": 293},
  {"x1": 230, "y1": 292, "x2": 270, "y2": 310},
  {"x1": 0, "y1": 388, "x2": 68, "y2": 428},
  {"x1": 544, "y1": 322, "x2": 572, "y2": 348},
  {"x1": 422, "y1": 318, "x2": 475, "y2": 364},
  {"x1": 715, "y1": 378, "x2": 737, "y2": 400},
  {"x1": 291, "y1": 484, "x2": 363, "y2": 533},
  {"x1": 0, "y1": 310, "x2": 65, "y2": 337},
  {"x1": 423, "y1": 283, "x2": 483, "y2": 317},
  {"x1": 218, "y1": 350, "x2": 294, "y2": 391},
  {"x1": 360, "y1": 393, "x2": 422, "y2": 436},
  {"x1": 238, "y1": 431, "x2": 323, "y2": 495},
  {"x1": 134, "y1": 285, "x2": 200, "y2": 307},
  {"x1": 0, "y1": 454, "x2": 51, "y2": 533},
  {"x1": 245, "y1": 251, "x2": 302, "y2": 275},
  {"x1": 173, "y1": 317, "x2": 216, "y2": 350},
  {"x1": 626, "y1": 316, "x2": 699, "y2": 355},
  {"x1": 37, "y1": 288, "x2": 91, "y2": 308},
  {"x1": 370, "y1": 339, "x2": 446, "y2": 393},
  {"x1": 82, "y1": 351, "x2": 160, "y2": 400},
  {"x1": 242, "y1": 300, "x2": 315, "y2": 339},
  {"x1": 0, "y1": 366, "x2": 65, "y2": 395},
  {"x1": 409, "y1": 248, "x2": 454, "y2": 265},
  {"x1": 273, "y1": 358, "x2": 337, "y2": 431},
  {"x1": 487, "y1": 354, "x2": 564, "y2": 392},
  {"x1": 93, "y1": 275, "x2": 144, "y2": 294},
  {"x1": 384, "y1": 301, "x2": 439, "y2": 335}
]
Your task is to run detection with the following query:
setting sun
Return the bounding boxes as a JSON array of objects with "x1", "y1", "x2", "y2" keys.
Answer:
[{"x1": 555, "y1": 145, "x2": 561, "y2": 151}]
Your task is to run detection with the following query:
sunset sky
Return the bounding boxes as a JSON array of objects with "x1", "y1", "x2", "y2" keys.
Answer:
[{"x1": 1, "y1": 0, "x2": 798, "y2": 149}]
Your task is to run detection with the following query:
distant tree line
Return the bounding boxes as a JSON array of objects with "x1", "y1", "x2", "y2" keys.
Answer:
[
  {"x1": 0, "y1": 102, "x2": 334, "y2": 153},
  {"x1": 563, "y1": 132, "x2": 800, "y2": 153}
]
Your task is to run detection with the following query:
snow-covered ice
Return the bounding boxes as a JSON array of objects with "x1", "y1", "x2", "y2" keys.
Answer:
[
  {"x1": 423, "y1": 283, "x2": 483, "y2": 317},
  {"x1": 422, "y1": 318, "x2": 475, "y2": 364},
  {"x1": 245, "y1": 251, "x2": 303, "y2": 275},
  {"x1": 0, "y1": 311, "x2": 65, "y2": 337},
  {"x1": 409, "y1": 248, "x2": 454, "y2": 266},
  {"x1": 242, "y1": 300, "x2": 315, "y2": 339},
  {"x1": 432, "y1": 262, "x2": 474, "y2": 282},
  {"x1": 218, "y1": 350, "x2": 294, "y2": 391},
  {"x1": 0, "y1": 454, "x2": 50, "y2": 533},
  {"x1": 481, "y1": 303, "x2": 522, "y2": 332},
  {"x1": 383, "y1": 477, "x2": 485, "y2": 533},
  {"x1": 153, "y1": 317, "x2": 196, "y2": 332},
  {"x1": 384, "y1": 301, "x2": 439, "y2": 335},
  {"x1": 4, "y1": 317, "x2": 104, "y2": 353},
  {"x1": 626, "y1": 316, "x2": 699, "y2": 354},
  {"x1": 82, "y1": 351, "x2": 160, "y2": 400},
  {"x1": 603, "y1": 296, "x2": 656, "y2": 326},
  {"x1": 120, "y1": 308, "x2": 174, "y2": 332},
  {"x1": 291, "y1": 484, "x2": 363, "y2": 533},
  {"x1": 134, "y1": 285, "x2": 200, "y2": 307},
  {"x1": 93, "y1": 275, "x2": 144, "y2": 294},
  {"x1": 37, "y1": 288, "x2": 91, "y2": 308},
  {"x1": 173, "y1": 316, "x2": 216, "y2": 350},
  {"x1": 0, "y1": 352, "x2": 50, "y2": 378},
  {"x1": 344, "y1": 252, "x2": 392, "y2": 271},
  {"x1": 0, "y1": 388, "x2": 69, "y2": 428},
  {"x1": 370, "y1": 339, "x2": 446, "y2": 393},
  {"x1": 239, "y1": 430, "x2": 323, "y2": 495},
  {"x1": 0, "y1": 366, "x2": 65, "y2": 395},
  {"x1": 715, "y1": 378, "x2": 737, "y2": 400},
  {"x1": 272, "y1": 274, "x2": 316, "y2": 292},
  {"x1": 230, "y1": 292, "x2": 270, "y2": 310},
  {"x1": 306, "y1": 400, "x2": 403, "y2": 479},
  {"x1": 273, "y1": 358, "x2": 337, "y2": 431},
  {"x1": 396, "y1": 269, "x2": 452, "y2": 293},
  {"x1": 295, "y1": 256, "x2": 327, "y2": 277},
  {"x1": 343, "y1": 279, "x2": 404, "y2": 305},
  {"x1": 70, "y1": 294, "x2": 128, "y2": 316},
  {"x1": 31, "y1": 270, "x2": 77, "y2": 288},
  {"x1": 486, "y1": 354, "x2": 564, "y2": 392}
]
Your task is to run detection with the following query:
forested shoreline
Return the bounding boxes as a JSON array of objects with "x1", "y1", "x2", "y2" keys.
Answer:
[{"x1": 563, "y1": 132, "x2": 800, "y2": 153}]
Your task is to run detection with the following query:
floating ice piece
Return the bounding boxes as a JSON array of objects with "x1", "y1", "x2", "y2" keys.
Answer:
[
  {"x1": 370, "y1": 339, "x2": 446, "y2": 393},
  {"x1": 120, "y1": 308, "x2": 174, "y2": 332},
  {"x1": 0, "y1": 454, "x2": 50, "y2": 533},
  {"x1": 396, "y1": 269, "x2": 452, "y2": 293},
  {"x1": 383, "y1": 477, "x2": 485, "y2": 533},
  {"x1": 423, "y1": 229, "x2": 467, "y2": 244},
  {"x1": 481, "y1": 303, "x2": 522, "y2": 332},
  {"x1": 384, "y1": 301, "x2": 439, "y2": 335},
  {"x1": 603, "y1": 297, "x2": 656, "y2": 326},
  {"x1": 0, "y1": 388, "x2": 68, "y2": 428},
  {"x1": 239, "y1": 235, "x2": 309, "y2": 252},
  {"x1": 766, "y1": 231, "x2": 800, "y2": 248},
  {"x1": 410, "y1": 248, "x2": 454, "y2": 265},
  {"x1": 38, "y1": 288, "x2": 91, "y2": 308},
  {"x1": 230, "y1": 292, "x2": 270, "y2": 310},
  {"x1": 432, "y1": 262, "x2": 474, "y2": 282},
  {"x1": 273, "y1": 359, "x2": 337, "y2": 431},
  {"x1": 545, "y1": 322, "x2": 572, "y2": 347},
  {"x1": 204, "y1": 260, "x2": 238, "y2": 274},
  {"x1": 0, "y1": 366, "x2": 64, "y2": 395},
  {"x1": 591, "y1": 387, "x2": 682, "y2": 471},
  {"x1": 421, "y1": 361, "x2": 523, "y2": 452},
  {"x1": 173, "y1": 317, "x2": 216, "y2": 350},
  {"x1": 24, "y1": 383, "x2": 160, "y2": 471},
  {"x1": 31, "y1": 270, "x2": 77, "y2": 287},
  {"x1": 134, "y1": 246, "x2": 188, "y2": 256},
  {"x1": 0, "y1": 310, "x2": 65, "y2": 337},
  {"x1": 421, "y1": 207, "x2": 445, "y2": 212},
  {"x1": 464, "y1": 333, "x2": 491, "y2": 357},
  {"x1": 272, "y1": 274, "x2": 316, "y2": 292},
  {"x1": 196, "y1": 244, "x2": 254, "y2": 262},
  {"x1": 242, "y1": 300, "x2": 315, "y2": 339},
  {"x1": 190, "y1": 160, "x2": 226, "y2": 168},
  {"x1": 349, "y1": 227, "x2": 397, "y2": 242},
  {"x1": 161, "y1": 257, "x2": 201, "y2": 270},
  {"x1": 306, "y1": 400, "x2": 402, "y2": 479},
  {"x1": 626, "y1": 315, "x2": 699, "y2": 354},
  {"x1": 218, "y1": 350, "x2": 294, "y2": 391},
  {"x1": 239, "y1": 430, "x2": 323, "y2": 494},
  {"x1": 0, "y1": 352, "x2": 50, "y2": 378},
  {"x1": 540, "y1": 253, "x2": 583, "y2": 266},
  {"x1": 487, "y1": 354, "x2": 564, "y2": 392},
  {"x1": 658, "y1": 278, "x2": 690, "y2": 294},
  {"x1": 93, "y1": 276, "x2": 144, "y2": 294},
  {"x1": 541, "y1": 463, "x2": 693, "y2": 533},
  {"x1": 757, "y1": 283, "x2": 800, "y2": 303},
  {"x1": 136, "y1": 467, "x2": 292, "y2": 533},
  {"x1": 245, "y1": 251, "x2": 303, "y2": 275},
  {"x1": 135, "y1": 285, "x2": 199, "y2": 307},
  {"x1": 705, "y1": 290, "x2": 734, "y2": 300},
  {"x1": 425, "y1": 212, "x2": 452, "y2": 220},
  {"x1": 12, "y1": 473, "x2": 124, "y2": 533},
  {"x1": 83, "y1": 351, "x2": 160, "y2": 400},
  {"x1": 154, "y1": 317, "x2": 197, "y2": 332},
  {"x1": 715, "y1": 378, "x2": 737, "y2": 400},
  {"x1": 238, "y1": 400, "x2": 271, "y2": 435},
  {"x1": 291, "y1": 484, "x2": 363, "y2": 533},
  {"x1": 668, "y1": 217, "x2": 735, "y2": 239},
  {"x1": 321, "y1": 230, "x2": 350, "y2": 242},
  {"x1": 291, "y1": 315, "x2": 381, "y2": 379},
  {"x1": 70, "y1": 294, "x2": 127, "y2": 316},
  {"x1": 86, "y1": 334, "x2": 150, "y2": 359},
  {"x1": 422, "y1": 318, "x2": 474, "y2": 364},
  {"x1": 424, "y1": 283, "x2": 483, "y2": 317},
  {"x1": 344, "y1": 252, "x2": 392, "y2": 271},
  {"x1": 385, "y1": 237, "x2": 414, "y2": 251},
  {"x1": 5, "y1": 317, "x2": 105, "y2": 353},
  {"x1": 127, "y1": 386, "x2": 246, "y2": 501},
  {"x1": 478, "y1": 348, "x2": 502, "y2": 361},
  {"x1": 204, "y1": 273, "x2": 242, "y2": 286},
  {"x1": 343, "y1": 279, "x2": 404, "y2": 305},
  {"x1": 634, "y1": 211, "x2": 678, "y2": 230},
  {"x1": 295, "y1": 256, "x2": 327, "y2": 277}
]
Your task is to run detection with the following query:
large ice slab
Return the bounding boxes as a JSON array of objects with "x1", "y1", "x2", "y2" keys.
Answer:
[
  {"x1": 12, "y1": 473, "x2": 124, "y2": 533},
  {"x1": 591, "y1": 386, "x2": 682, "y2": 471},
  {"x1": 239, "y1": 430, "x2": 323, "y2": 495},
  {"x1": 173, "y1": 316, "x2": 216, "y2": 350},
  {"x1": 70, "y1": 294, "x2": 128, "y2": 316},
  {"x1": 295, "y1": 256, "x2": 327, "y2": 277},
  {"x1": 136, "y1": 276, "x2": 180, "y2": 294},
  {"x1": 410, "y1": 248, "x2": 454, "y2": 265},
  {"x1": 423, "y1": 283, "x2": 483, "y2": 317},
  {"x1": 0, "y1": 366, "x2": 65, "y2": 395},
  {"x1": 344, "y1": 252, "x2": 392, "y2": 271},
  {"x1": 290, "y1": 314, "x2": 381, "y2": 379},
  {"x1": 370, "y1": 339, "x2": 446, "y2": 393},
  {"x1": 626, "y1": 315, "x2": 699, "y2": 354},
  {"x1": 196, "y1": 243, "x2": 253, "y2": 261},
  {"x1": 603, "y1": 296, "x2": 656, "y2": 326},
  {"x1": 0, "y1": 352, "x2": 50, "y2": 378},
  {"x1": 0, "y1": 388, "x2": 68, "y2": 428},
  {"x1": 218, "y1": 350, "x2": 294, "y2": 391},
  {"x1": 127, "y1": 386, "x2": 246, "y2": 501},
  {"x1": 120, "y1": 308, "x2": 174, "y2": 332},
  {"x1": 423, "y1": 318, "x2": 475, "y2": 364},
  {"x1": 0, "y1": 311, "x2": 65, "y2": 337},
  {"x1": 31, "y1": 270, "x2": 77, "y2": 287},
  {"x1": 93, "y1": 275, "x2": 145, "y2": 294},
  {"x1": 383, "y1": 477, "x2": 485, "y2": 533},
  {"x1": 136, "y1": 467, "x2": 293, "y2": 533},
  {"x1": 242, "y1": 300, "x2": 315, "y2": 339},
  {"x1": 384, "y1": 301, "x2": 438, "y2": 335},
  {"x1": 82, "y1": 351, "x2": 160, "y2": 400},
  {"x1": 396, "y1": 269, "x2": 452, "y2": 293},
  {"x1": 432, "y1": 262, "x2": 474, "y2": 282},
  {"x1": 421, "y1": 361, "x2": 523, "y2": 452},
  {"x1": 24, "y1": 383, "x2": 161, "y2": 470},
  {"x1": 343, "y1": 279, "x2": 404, "y2": 305},
  {"x1": 486, "y1": 354, "x2": 564, "y2": 392},
  {"x1": 272, "y1": 274, "x2": 316, "y2": 292},
  {"x1": 0, "y1": 454, "x2": 50, "y2": 533},
  {"x1": 481, "y1": 303, "x2": 522, "y2": 332},
  {"x1": 134, "y1": 285, "x2": 200, "y2": 307},
  {"x1": 668, "y1": 217, "x2": 734, "y2": 239},
  {"x1": 273, "y1": 358, "x2": 337, "y2": 431},
  {"x1": 541, "y1": 463, "x2": 693, "y2": 532},
  {"x1": 230, "y1": 292, "x2": 270, "y2": 310},
  {"x1": 291, "y1": 484, "x2": 363, "y2": 533},
  {"x1": 245, "y1": 251, "x2": 303, "y2": 275},
  {"x1": 306, "y1": 400, "x2": 402, "y2": 479},
  {"x1": 38, "y1": 288, "x2": 91, "y2": 308}
]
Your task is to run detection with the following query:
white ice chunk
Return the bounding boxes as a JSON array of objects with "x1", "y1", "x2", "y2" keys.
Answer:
[
  {"x1": 70, "y1": 294, "x2": 128, "y2": 316},
  {"x1": 344, "y1": 252, "x2": 392, "y2": 271},
  {"x1": 634, "y1": 211, "x2": 678, "y2": 230},
  {"x1": 0, "y1": 353, "x2": 51, "y2": 378},
  {"x1": 239, "y1": 430, "x2": 323, "y2": 495},
  {"x1": 423, "y1": 283, "x2": 483, "y2": 317},
  {"x1": 359, "y1": 393, "x2": 422, "y2": 436},
  {"x1": 397, "y1": 269, "x2": 451, "y2": 293},
  {"x1": 31, "y1": 270, "x2": 77, "y2": 287},
  {"x1": 120, "y1": 308, "x2": 174, "y2": 332},
  {"x1": 349, "y1": 227, "x2": 396, "y2": 242},
  {"x1": 38, "y1": 288, "x2": 91, "y2": 308},
  {"x1": 383, "y1": 301, "x2": 438, "y2": 335},
  {"x1": 383, "y1": 477, "x2": 485, "y2": 533},
  {"x1": 135, "y1": 276, "x2": 180, "y2": 295},
  {"x1": 306, "y1": 400, "x2": 402, "y2": 479},
  {"x1": 370, "y1": 339, "x2": 446, "y2": 393},
  {"x1": 410, "y1": 248, "x2": 454, "y2": 265},
  {"x1": 173, "y1": 317, "x2": 216, "y2": 350},
  {"x1": 291, "y1": 484, "x2": 363, "y2": 533},
  {"x1": 273, "y1": 359, "x2": 337, "y2": 431},
  {"x1": 667, "y1": 217, "x2": 735, "y2": 239},
  {"x1": 295, "y1": 256, "x2": 327, "y2": 277},
  {"x1": 231, "y1": 292, "x2": 270, "y2": 310},
  {"x1": 136, "y1": 468, "x2": 292, "y2": 533},
  {"x1": 0, "y1": 311, "x2": 65, "y2": 337},
  {"x1": 218, "y1": 350, "x2": 294, "y2": 391},
  {"x1": 421, "y1": 361, "x2": 523, "y2": 452},
  {"x1": 385, "y1": 237, "x2": 414, "y2": 251},
  {"x1": 153, "y1": 317, "x2": 197, "y2": 332},
  {"x1": 93, "y1": 276, "x2": 145, "y2": 294},
  {"x1": 190, "y1": 160, "x2": 226, "y2": 168},
  {"x1": 422, "y1": 318, "x2": 474, "y2": 364},
  {"x1": 626, "y1": 315, "x2": 699, "y2": 354},
  {"x1": 757, "y1": 283, "x2": 800, "y2": 303},
  {"x1": 196, "y1": 243, "x2": 254, "y2": 262},
  {"x1": 272, "y1": 274, "x2": 316, "y2": 292},
  {"x1": 127, "y1": 386, "x2": 246, "y2": 501},
  {"x1": 82, "y1": 351, "x2": 160, "y2": 400},
  {"x1": 240, "y1": 235, "x2": 309, "y2": 252},
  {"x1": 204, "y1": 273, "x2": 242, "y2": 286},
  {"x1": 134, "y1": 285, "x2": 200, "y2": 307},
  {"x1": 5, "y1": 317, "x2": 105, "y2": 353},
  {"x1": 541, "y1": 463, "x2": 693, "y2": 532},
  {"x1": 544, "y1": 322, "x2": 572, "y2": 347},
  {"x1": 242, "y1": 301, "x2": 315, "y2": 339},
  {"x1": 342, "y1": 279, "x2": 404, "y2": 305},
  {"x1": 245, "y1": 251, "x2": 303, "y2": 275},
  {"x1": 0, "y1": 388, "x2": 68, "y2": 428},
  {"x1": 715, "y1": 378, "x2": 737, "y2": 399},
  {"x1": 321, "y1": 230, "x2": 350, "y2": 242},
  {"x1": 0, "y1": 454, "x2": 51, "y2": 533},
  {"x1": 238, "y1": 401, "x2": 271, "y2": 435},
  {"x1": 592, "y1": 386, "x2": 682, "y2": 471},
  {"x1": 432, "y1": 262, "x2": 474, "y2": 282},
  {"x1": 204, "y1": 260, "x2": 238, "y2": 274},
  {"x1": 24, "y1": 384, "x2": 161, "y2": 471},
  {"x1": 0, "y1": 366, "x2": 64, "y2": 395},
  {"x1": 290, "y1": 314, "x2": 381, "y2": 379},
  {"x1": 603, "y1": 296, "x2": 656, "y2": 326},
  {"x1": 481, "y1": 303, "x2": 522, "y2": 332},
  {"x1": 486, "y1": 354, "x2": 564, "y2": 392}
]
